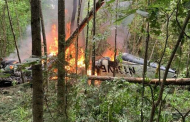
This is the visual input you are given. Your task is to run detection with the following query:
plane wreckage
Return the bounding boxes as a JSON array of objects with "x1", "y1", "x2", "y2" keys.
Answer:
[{"x1": 95, "y1": 53, "x2": 176, "y2": 78}]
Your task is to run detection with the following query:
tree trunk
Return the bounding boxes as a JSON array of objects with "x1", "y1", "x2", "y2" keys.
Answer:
[
  {"x1": 5, "y1": 0, "x2": 25, "y2": 83},
  {"x1": 91, "y1": 0, "x2": 97, "y2": 86},
  {"x1": 39, "y1": 0, "x2": 48, "y2": 92},
  {"x1": 113, "y1": 0, "x2": 118, "y2": 77},
  {"x1": 31, "y1": 0, "x2": 44, "y2": 121},
  {"x1": 156, "y1": 14, "x2": 171, "y2": 122},
  {"x1": 85, "y1": 0, "x2": 90, "y2": 74},
  {"x1": 141, "y1": 20, "x2": 150, "y2": 122},
  {"x1": 88, "y1": 76, "x2": 190, "y2": 85},
  {"x1": 57, "y1": 0, "x2": 67, "y2": 121},
  {"x1": 186, "y1": 43, "x2": 190, "y2": 78},
  {"x1": 1, "y1": 5, "x2": 7, "y2": 57},
  {"x1": 75, "y1": 0, "x2": 82, "y2": 77}
]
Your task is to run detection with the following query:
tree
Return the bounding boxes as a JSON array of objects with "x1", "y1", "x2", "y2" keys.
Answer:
[
  {"x1": 39, "y1": 0, "x2": 48, "y2": 92},
  {"x1": 57, "y1": 0, "x2": 67, "y2": 121},
  {"x1": 31, "y1": 0, "x2": 44, "y2": 121},
  {"x1": 5, "y1": 0, "x2": 25, "y2": 83}
]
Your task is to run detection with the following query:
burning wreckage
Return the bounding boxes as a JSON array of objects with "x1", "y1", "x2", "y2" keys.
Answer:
[
  {"x1": 95, "y1": 53, "x2": 176, "y2": 78},
  {"x1": 0, "y1": 59, "x2": 30, "y2": 86},
  {"x1": 0, "y1": 53, "x2": 176, "y2": 86}
]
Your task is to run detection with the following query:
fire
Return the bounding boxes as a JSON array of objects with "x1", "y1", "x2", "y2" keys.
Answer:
[
  {"x1": 87, "y1": 70, "x2": 91, "y2": 75},
  {"x1": 49, "y1": 24, "x2": 58, "y2": 55},
  {"x1": 66, "y1": 22, "x2": 71, "y2": 40},
  {"x1": 48, "y1": 23, "x2": 86, "y2": 72},
  {"x1": 103, "y1": 49, "x2": 115, "y2": 61},
  {"x1": 48, "y1": 23, "x2": 100, "y2": 86}
]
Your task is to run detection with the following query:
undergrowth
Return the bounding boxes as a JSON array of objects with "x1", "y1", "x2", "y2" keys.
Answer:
[{"x1": 0, "y1": 78, "x2": 190, "y2": 122}]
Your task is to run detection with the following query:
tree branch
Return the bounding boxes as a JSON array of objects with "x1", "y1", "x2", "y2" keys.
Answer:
[{"x1": 65, "y1": 0, "x2": 105, "y2": 50}]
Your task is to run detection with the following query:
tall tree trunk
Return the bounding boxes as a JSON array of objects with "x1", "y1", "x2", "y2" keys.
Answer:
[
  {"x1": 31, "y1": 0, "x2": 44, "y2": 122},
  {"x1": 75, "y1": 0, "x2": 82, "y2": 77},
  {"x1": 1, "y1": 5, "x2": 7, "y2": 57},
  {"x1": 85, "y1": 0, "x2": 90, "y2": 74},
  {"x1": 156, "y1": 14, "x2": 171, "y2": 122},
  {"x1": 13, "y1": 0, "x2": 26, "y2": 84},
  {"x1": 91, "y1": 0, "x2": 96, "y2": 85},
  {"x1": 113, "y1": 0, "x2": 118, "y2": 77},
  {"x1": 141, "y1": 1, "x2": 150, "y2": 121},
  {"x1": 57, "y1": 0, "x2": 67, "y2": 121},
  {"x1": 186, "y1": 36, "x2": 190, "y2": 78},
  {"x1": 5, "y1": 0, "x2": 25, "y2": 83},
  {"x1": 141, "y1": 21, "x2": 150, "y2": 122},
  {"x1": 39, "y1": 0, "x2": 48, "y2": 92},
  {"x1": 186, "y1": 48, "x2": 190, "y2": 78}
]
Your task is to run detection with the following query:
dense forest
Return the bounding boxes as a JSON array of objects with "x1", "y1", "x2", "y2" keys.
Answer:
[{"x1": 0, "y1": 0, "x2": 190, "y2": 122}]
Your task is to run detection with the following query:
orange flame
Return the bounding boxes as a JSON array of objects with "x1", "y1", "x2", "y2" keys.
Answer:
[
  {"x1": 103, "y1": 49, "x2": 115, "y2": 61},
  {"x1": 48, "y1": 24, "x2": 58, "y2": 55},
  {"x1": 48, "y1": 23, "x2": 86, "y2": 72}
]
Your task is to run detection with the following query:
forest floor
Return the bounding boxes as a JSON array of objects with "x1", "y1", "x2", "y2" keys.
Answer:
[
  {"x1": 0, "y1": 81, "x2": 58, "y2": 122},
  {"x1": 0, "y1": 83, "x2": 32, "y2": 122},
  {"x1": 0, "y1": 81, "x2": 190, "y2": 122}
]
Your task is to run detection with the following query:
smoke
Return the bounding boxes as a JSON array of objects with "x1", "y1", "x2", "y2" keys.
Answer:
[
  {"x1": 7, "y1": 0, "x2": 80, "y2": 61},
  {"x1": 7, "y1": 0, "x2": 133, "y2": 61},
  {"x1": 7, "y1": 25, "x2": 32, "y2": 61},
  {"x1": 101, "y1": 1, "x2": 132, "y2": 57}
]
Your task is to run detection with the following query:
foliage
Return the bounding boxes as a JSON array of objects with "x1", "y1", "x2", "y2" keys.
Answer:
[
  {"x1": 1, "y1": 78, "x2": 190, "y2": 122},
  {"x1": 0, "y1": 83, "x2": 32, "y2": 122},
  {"x1": 116, "y1": 0, "x2": 190, "y2": 77},
  {"x1": 0, "y1": 0, "x2": 30, "y2": 58},
  {"x1": 67, "y1": 78, "x2": 190, "y2": 122}
]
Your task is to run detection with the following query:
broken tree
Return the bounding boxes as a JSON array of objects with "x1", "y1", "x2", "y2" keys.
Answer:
[
  {"x1": 88, "y1": 76, "x2": 190, "y2": 85},
  {"x1": 65, "y1": 0, "x2": 105, "y2": 49}
]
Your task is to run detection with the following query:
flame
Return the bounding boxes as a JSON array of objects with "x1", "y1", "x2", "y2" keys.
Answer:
[
  {"x1": 47, "y1": 20, "x2": 104, "y2": 79},
  {"x1": 9, "y1": 65, "x2": 14, "y2": 70},
  {"x1": 87, "y1": 70, "x2": 91, "y2": 75},
  {"x1": 103, "y1": 49, "x2": 115, "y2": 61},
  {"x1": 48, "y1": 23, "x2": 86, "y2": 73},
  {"x1": 66, "y1": 22, "x2": 71, "y2": 40},
  {"x1": 49, "y1": 24, "x2": 58, "y2": 55},
  {"x1": 51, "y1": 76, "x2": 58, "y2": 80}
]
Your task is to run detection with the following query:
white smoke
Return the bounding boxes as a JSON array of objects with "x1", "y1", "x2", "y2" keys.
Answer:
[
  {"x1": 7, "y1": 25, "x2": 32, "y2": 61},
  {"x1": 7, "y1": 0, "x2": 133, "y2": 61},
  {"x1": 7, "y1": 0, "x2": 78, "y2": 61}
]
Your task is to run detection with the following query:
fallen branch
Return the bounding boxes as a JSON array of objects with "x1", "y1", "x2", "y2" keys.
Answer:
[
  {"x1": 65, "y1": 0, "x2": 105, "y2": 49},
  {"x1": 88, "y1": 76, "x2": 190, "y2": 85}
]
